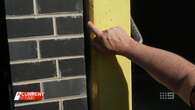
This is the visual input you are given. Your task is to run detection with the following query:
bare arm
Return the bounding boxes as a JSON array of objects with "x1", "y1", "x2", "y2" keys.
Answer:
[
  {"x1": 127, "y1": 40, "x2": 195, "y2": 105},
  {"x1": 88, "y1": 21, "x2": 195, "y2": 105}
]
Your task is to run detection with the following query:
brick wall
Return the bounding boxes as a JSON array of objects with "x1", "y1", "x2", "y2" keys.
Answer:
[{"x1": 5, "y1": 0, "x2": 88, "y2": 110}]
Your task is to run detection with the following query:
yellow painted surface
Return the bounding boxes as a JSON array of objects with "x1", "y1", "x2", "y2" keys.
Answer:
[{"x1": 88, "y1": 0, "x2": 132, "y2": 110}]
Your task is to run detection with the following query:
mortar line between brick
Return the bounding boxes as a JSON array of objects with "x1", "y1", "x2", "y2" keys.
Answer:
[
  {"x1": 8, "y1": 34, "x2": 84, "y2": 42},
  {"x1": 14, "y1": 95, "x2": 87, "y2": 107},
  {"x1": 33, "y1": 0, "x2": 38, "y2": 15},
  {"x1": 10, "y1": 55, "x2": 84, "y2": 64},
  {"x1": 53, "y1": 17, "x2": 57, "y2": 36},
  {"x1": 6, "y1": 13, "x2": 83, "y2": 19},
  {"x1": 59, "y1": 99, "x2": 63, "y2": 110},
  {"x1": 56, "y1": 60, "x2": 61, "y2": 79},
  {"x1": 36, "y1": 40, "x2": 41, "y2": 59},
  {"x1": 40, "y1": 82, "x2": 44, "y2": 94},
  {"x1": 13, "y1": 75, "x2": 86, "y2": 86}
]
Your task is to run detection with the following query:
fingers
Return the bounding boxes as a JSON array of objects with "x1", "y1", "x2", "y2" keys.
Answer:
[
  {"x1": 93, "y1": 38, "x2": 113, "y2": 54},
  {"x1": 93, "y1": 37, "x2": 106, "y2": 52},
  {"x1": 88, "y1": 21, "x2": 103, "y2": 37}
]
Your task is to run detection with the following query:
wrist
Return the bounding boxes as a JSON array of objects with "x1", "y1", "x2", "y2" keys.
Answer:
[{"x1": 122, "y1": 38, "x2": 140, "y2": 58}]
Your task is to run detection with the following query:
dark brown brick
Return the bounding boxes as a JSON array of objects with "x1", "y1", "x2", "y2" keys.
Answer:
[
  {"x1": 59, "y1": 58, "x2": 85, "y2": 77},
  {"x1": 63, "y1": 98, "x2": 88, "y2": 110},
  {"x1": 9, "y1": 41, "x2": 37, "y2": 61},
  {"x1": 43, "y1": 78, "x2": 86, "y2": 99},
  {"x1": 6, "y1": 18, "x2": 53, "y2": 38},
  {"x1": 5, "y1": 0, "x2": 33, "y2": 15},
  {"x1": 11, "y1": 61, "x2": 56, "y2": 82},
  {"x1": 56, "y1": 16, "x2": 83, "y2": 35},
  {"x1": 40, "y1": 38, "x2": 84, "y2": 58},
  {"x1": 37, "y1": 0, "x2": 83, "y2": 14},
  {"x1": 15, "y1": 102, "x2": 59, "y2": 110}
]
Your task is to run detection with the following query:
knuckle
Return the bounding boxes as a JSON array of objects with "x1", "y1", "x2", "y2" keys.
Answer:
[
  {"x1": 108, "y1": 27, "x2": 116, "y2": 32},
  {"x1": 115, "y1": 26, "x2": 120, "y2": 29},
  {"x1": 115, "y1": 27, "x2": 121, "y2": 30},
  {"x1": 103, "y1": 29, "x2": 109, "y2": 33},
  {"x1": 106, "y1": 29, "x2": 112, "y2": 35}
]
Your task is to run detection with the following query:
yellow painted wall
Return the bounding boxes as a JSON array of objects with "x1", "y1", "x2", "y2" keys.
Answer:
[{"x1": 88, "y1": 0, "x2": 132, "y2": 110}]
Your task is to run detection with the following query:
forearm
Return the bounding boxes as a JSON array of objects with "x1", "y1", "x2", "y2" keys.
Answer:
[
  {"x1": 126, "y1": 39, "x2": 195, "y2": 104},
  {"x1": 87, "y1": 22, "x2": 195, "y2": 105}
]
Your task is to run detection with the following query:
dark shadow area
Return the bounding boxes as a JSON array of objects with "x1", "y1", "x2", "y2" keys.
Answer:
[
  {"x1": 0, "y1": 0, "x2": 14, "y2": 110},
  {"x1": 132, "y1": 0, "x2": 195, "y2": 109},
  {"x1": 83, "y1": 0, "x2": 92, "y2": 109}
]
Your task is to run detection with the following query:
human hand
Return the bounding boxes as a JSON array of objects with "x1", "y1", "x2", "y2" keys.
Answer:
[{"x1": 88, "y1": 21, "x2": 135, "y2": 56}]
